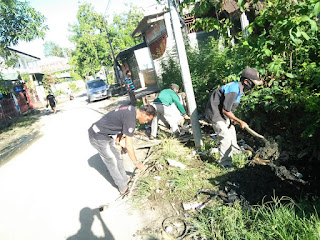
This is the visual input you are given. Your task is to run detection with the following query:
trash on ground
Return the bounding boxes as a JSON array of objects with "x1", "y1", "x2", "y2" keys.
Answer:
[
  {"x1": 182, "y1": 201, "x2": 202, "y2": 210},
  {"x1": 209, "y1": 148, "x2": 219, "y2": 154},
  {"x1": 167, "y1": 158, "x2": 186, "y2": 169},
  {"x1": 162, "y1": 217, "x2": 187, "y2": 239},
  {"x1": 295, "y1": 172, "x2": 303, "y2": 179}
]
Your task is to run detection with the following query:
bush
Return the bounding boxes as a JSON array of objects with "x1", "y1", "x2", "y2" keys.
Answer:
[{"x1": 159, "y1": 0, "x2": 320, "y2": 160}]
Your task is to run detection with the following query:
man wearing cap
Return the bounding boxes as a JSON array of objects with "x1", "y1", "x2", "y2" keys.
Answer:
[
  {"x1": 150, "y1": 83, "x2": 189, "y2": 139},
  {"x1": 205, "y1": 68, "x2": 263, "y2": 167}
]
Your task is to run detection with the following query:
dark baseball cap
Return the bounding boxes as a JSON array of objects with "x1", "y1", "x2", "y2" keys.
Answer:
[
  {"x1": 171, "y1": 83, "x2": 179, "y2": 91},
  {"x1": 242, "y1": 68, "x2": 263, "y2": 85}
]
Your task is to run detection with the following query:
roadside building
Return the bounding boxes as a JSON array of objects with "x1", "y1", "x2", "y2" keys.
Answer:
[
  {"x1": 0, "y1": 48, "x2": 45, "y2": 127},
  {"x1": 127, "y1": 0, "x2": 257, "y2": 85}
]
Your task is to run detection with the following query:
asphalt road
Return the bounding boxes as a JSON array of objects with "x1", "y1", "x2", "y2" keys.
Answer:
[{"x1": 0, "y1": 92, "x2": 154, "y2": 240}]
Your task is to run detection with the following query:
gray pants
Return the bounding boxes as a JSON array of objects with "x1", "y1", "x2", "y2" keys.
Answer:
[
  {"x1": 151, "y1": 102, "x2": 181, "y2": 138},
  {"x1": 89, "y1": 134, "x2": 129, "y2": 192},
  {"x1": 212, "y1": 118, "x2": 241, "y2": 167}
]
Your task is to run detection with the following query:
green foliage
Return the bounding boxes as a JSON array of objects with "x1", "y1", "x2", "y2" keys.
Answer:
[
  {"x1": 109, "y1": 6, "x2": 144, "y2": 52},
  {"x1": 69, "y1": 70, "x2": 83, "y2": 81},
  {"x1": 235, "y1": 0, "x2": 320, "y2": 145},
  {"x1": 69, "y1": 3, "x2": 143, "y2": 78},
  {"x1": 68, "y1": 3, "x2": 108, "y2": 78},
  {"x1": 167, "y1": 0, "x2": 319, "y2": 157},
  {"x1": 19, "y1": 73, "x2": 30, "y2": 82},
  {"x1": 186, "y1": 40, "x2": 242, "y2": 112},
  {"x1": 42, "y1": 74, "x2": 57, "y2": 88},
  {"x1": 54, "y1": 89, "x2": 64, "y2": 97},
  {"x1": 68, "y1": 82, "x2": 77, "y2": 92},
  {"x1": 0, "y1": 76, "x2": 9, "y2": 94},
  {"x1": 0, "y1": 0, "x2": 47, "y2": 93},
  {"x1": 134, "y1": 137, "x2": 223, "y2": 202},
  {"x1": 193, "y1": 198, "x2": 320, "y2": 240},
  {"x1": 0, "y1": 116, "x2": 39, "y2": 133},
  {"x1": 159, "y1": 52, "x2": 183, "y2": 90},
  {"x1": 43, "y1": 41, "x2": 70, "y2": 58},
  {"x1": 0, "y1": 0, "x2": 48, "y2": 57}
]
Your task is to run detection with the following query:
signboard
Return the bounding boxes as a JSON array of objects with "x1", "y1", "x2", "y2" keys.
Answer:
[{"x1": 14, "y1": 86, "x2": 22, "y2": 93}]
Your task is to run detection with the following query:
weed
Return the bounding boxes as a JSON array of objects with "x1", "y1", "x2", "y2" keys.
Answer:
[
  {"x1": 192, "y1": 197, "x2": 320, "y2": 240},
  {"x1": 0, "y1": 116, "x2": 39, "y2": 134},
  {"x1": 132, "y1": 136, "x2": 320, "y2": 239},
  {"x1": 232, "y1": 152, "x2": 249, "y2": 169},
  {"x1": 134, "y1": 137, "x2": 226, "y2": 204}
]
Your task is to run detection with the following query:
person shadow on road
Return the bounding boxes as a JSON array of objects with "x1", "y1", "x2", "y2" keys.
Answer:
[
  {"x1": 88, "y1": 153, "x2": 119, "y2": 189},
  {"x1": 66, "y1": 207, "x2": 114, "y2": 240}
]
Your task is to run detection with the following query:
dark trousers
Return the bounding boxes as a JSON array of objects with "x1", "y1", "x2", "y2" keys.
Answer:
[
  {"x1": 88, "y1": 133, "x2": 129, "y2": 192},
  {"x1": 128, "y1": 90, "x2": 136, "y2": 106}
]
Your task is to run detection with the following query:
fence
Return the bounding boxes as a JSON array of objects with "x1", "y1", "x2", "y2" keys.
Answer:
[{"x1": 0, "y1": 98, "x2": 18, "y2": 128}]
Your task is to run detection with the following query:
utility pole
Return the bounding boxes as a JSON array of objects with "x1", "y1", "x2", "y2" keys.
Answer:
[
  {"x1": 168, "y1": 0, "x2": 203, "y2": 147},
  {"x1": 104, "y1": 23, "x2": 121, "y2": 87},
  {"x1": 103, "y1": 0, "x2": 123, "y2": 92}
]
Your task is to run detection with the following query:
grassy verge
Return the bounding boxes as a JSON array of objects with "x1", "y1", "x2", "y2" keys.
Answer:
[
  {"x1": 193, "y1": 197, "x2": 320, "y2": 240},
  {"x1": 132, "y1": 136, "x2": 320, "y2": 239},
  {"x1": 0, "y1": 115, "x2": 39, "y2": 134}
]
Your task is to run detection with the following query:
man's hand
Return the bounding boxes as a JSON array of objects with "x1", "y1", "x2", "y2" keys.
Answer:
[
  {"x1": 116, "y1": 144, "x2": 127, "y2": 154},
  {"x1": 184, "y1": 115, "x2": 190, "y2": 120},
  {"x1": 135, "y1": 162, "x2": 145, "y2": 171},
  {"x1": 239, "y1": 120, "x2": 249, "y2": 129}
]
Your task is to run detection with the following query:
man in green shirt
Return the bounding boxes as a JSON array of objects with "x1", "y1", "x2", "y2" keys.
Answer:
[{"x1": 150, "y1": 83, "x2": 189, "y2": 139}]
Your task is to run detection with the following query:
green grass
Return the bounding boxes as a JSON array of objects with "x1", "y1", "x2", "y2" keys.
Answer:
[
  {"x1": 132, "y1": 136, "x2": 320, "y2": 240},
  {"x1": 0, "y1": 116, "x2": 39, "y2": 134},
  {"x1": 191, "y1": 197, "x2": 320, "y2": 240},
  {"x1": 134, "y1": 137, "x2": 224, "y2": 202}
]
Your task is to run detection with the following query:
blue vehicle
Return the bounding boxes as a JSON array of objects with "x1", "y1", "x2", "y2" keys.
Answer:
[{"x1": 86, "y1": 79, "x2": 111, "y2": 103}]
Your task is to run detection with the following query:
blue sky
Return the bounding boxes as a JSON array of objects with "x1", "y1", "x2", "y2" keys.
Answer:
[{"x1": 14, "y1": 0, "x2": 157, "y2": 59}]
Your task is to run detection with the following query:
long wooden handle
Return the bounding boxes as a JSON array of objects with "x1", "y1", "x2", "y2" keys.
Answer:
[{"x1": 245, "y1": 126, "x2": 265, "y2": 139}]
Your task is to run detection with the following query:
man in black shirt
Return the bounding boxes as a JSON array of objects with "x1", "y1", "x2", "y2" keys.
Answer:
[
  {"x1": 88, "y1": 105, "x2": 156, "y2": 194},
  {"x1": 46, "y1": 91, "x2": 57, "y2": 113}
]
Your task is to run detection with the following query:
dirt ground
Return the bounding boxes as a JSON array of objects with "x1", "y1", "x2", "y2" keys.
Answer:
[
  {"x1": 207, "y1": 130, "x2": 320, "y2": 206},
  {"x1": 0, "y1": 110, "x2": 48, "y2": 165}
]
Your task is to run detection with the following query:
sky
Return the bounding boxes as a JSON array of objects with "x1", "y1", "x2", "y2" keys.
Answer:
[{"x1": 13, "y1": 0, "x2": 157, "y2": 59}]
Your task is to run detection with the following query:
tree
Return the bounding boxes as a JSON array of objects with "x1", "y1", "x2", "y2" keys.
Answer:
[
  {"x1": 68, "y1": 3, "x2": 144, "y2": 78},
  {"x1": 43, "y1": 41, "x2": 71, "y2": 58},
  {"x1": 68, "y1": 3, "x2": 109, "y2": 77},
  {"x1": 108, "y1": 6, "x2": 144, "y2": 52},
  {"x1": 0, "y1": 0, "x2": 48, "y2": 93},
  {"x1": 0, "y1": 0, "x2": 48, "y2": 58},
  {"x1": 179, "y1": 0, "x2": 320, "y2": 157}
]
